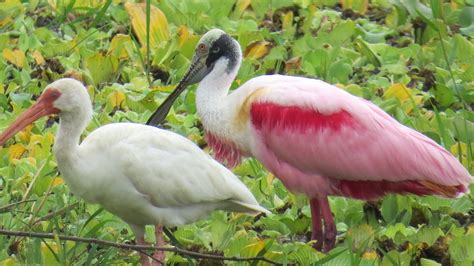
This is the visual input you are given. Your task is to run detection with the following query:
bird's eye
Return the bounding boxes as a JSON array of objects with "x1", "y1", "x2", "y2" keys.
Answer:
[
  {"x1": 211, "y1": 47, "x2": 220, "y2": 54},
  {"x1": 198, "y1": 44, "x2": 206, "y2": 51}
]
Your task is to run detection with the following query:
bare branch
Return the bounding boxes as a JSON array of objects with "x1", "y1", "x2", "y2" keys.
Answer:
[
  {"x1": 0, "y1": 228, "x2": 277, "y2": 264},
  {"x1": 0, "y1": 199, "x2": 37, "y2": 213},
  {"x1": 32, "y1": 202, "x2": 80, "y2": 225}
]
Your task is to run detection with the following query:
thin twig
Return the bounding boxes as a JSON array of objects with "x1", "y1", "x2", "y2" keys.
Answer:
[
  {"x1": 0, "y1": 229, "x2": 277, "y2": 264},
  {"x1": 0, "y1": 199, "x2": 37, "y2": 213},
  {"x1": 32, "y1": 202, "x2": 80, "y2": 225}
]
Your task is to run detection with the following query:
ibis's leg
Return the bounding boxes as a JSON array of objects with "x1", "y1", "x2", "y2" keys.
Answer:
[
  {"x1": 320, "y1": 197, "x2": 336, "y2": 252},
  {"x1": 137, "y1": 235, "x2": 150, "y2": 266},
  {"x1": 309, "y1": 198, "x2": 323, "y2": 250},
  {"x1": 151, "y1": 224, "x2": 165, "y2": 266}
]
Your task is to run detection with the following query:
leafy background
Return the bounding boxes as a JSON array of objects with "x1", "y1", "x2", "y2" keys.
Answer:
[{"x1": 0, "y1": 0, "x2": 473, "y2": 265}]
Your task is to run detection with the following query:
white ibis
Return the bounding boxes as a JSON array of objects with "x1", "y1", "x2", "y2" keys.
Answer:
[
  {"x1": 0, "y1": 78, "x2": 269, "y2": 265},
  {"x1": 147, "y1": 29, "x2": 473, "y2": 252}
]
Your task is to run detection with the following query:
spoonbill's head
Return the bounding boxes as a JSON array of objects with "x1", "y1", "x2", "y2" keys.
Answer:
[
  {"x1": 0, "y1": 78, "x2": 92, "y2": 145},
  {"x1": 147, "y1": 29, "x2": 242, "y2": 126},
  {"x1": 184, "y1": 28, "x2": 241, "y2": 84}
]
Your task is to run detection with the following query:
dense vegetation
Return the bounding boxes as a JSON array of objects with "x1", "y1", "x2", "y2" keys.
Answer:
[{"x1": 0, "y1": 0, "x2": 473, "y2": 265}]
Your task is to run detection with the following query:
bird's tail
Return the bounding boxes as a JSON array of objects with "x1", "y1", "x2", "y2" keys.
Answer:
[
  {"x1": 231, "y1": 200, "x2": 271, "y2": 215},
  {"x1": 418, "y1": 181, "x2": 470, "y2": 198}
]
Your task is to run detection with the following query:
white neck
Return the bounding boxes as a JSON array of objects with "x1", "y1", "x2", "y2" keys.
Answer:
[
  {"x1": 196, "y1": 58, "x2": 240, "y2": 136},
  {"x1": 53, "y1": 111, "x2": 89, "y2": 162}
]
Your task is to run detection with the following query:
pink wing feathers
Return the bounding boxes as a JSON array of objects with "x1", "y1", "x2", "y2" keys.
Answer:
[{"x1": 247, "y1": 76, "x2": 472, "y2": 200}]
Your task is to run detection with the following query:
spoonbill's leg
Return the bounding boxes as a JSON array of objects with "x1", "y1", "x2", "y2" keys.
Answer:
[
  {"x1": 151, "y1": 224, "x2": 165, "y2": 266},
  {"x1": 320, "y1": 197, "x2": 336, "y2": 252},
  {"x1": 310, "y1": 198, "x2": 323, "y2": 250},
  {"x1": 136, "y1": 235, "x2": 150, "y2": 266}
]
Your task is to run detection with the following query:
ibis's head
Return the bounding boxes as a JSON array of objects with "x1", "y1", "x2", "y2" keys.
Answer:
[
  {"x1": 146, "y1": 29, "x2": 242, "y2": 126},
  {"x1": 0, "y1": 78, "x2": 92, "y2": 145}
]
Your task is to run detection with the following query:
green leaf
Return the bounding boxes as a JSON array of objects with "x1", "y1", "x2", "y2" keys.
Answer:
[
  {"x1": 420, "y1": 258, "x2": 441, "y2": 266},
  {"x1": 381, "y1": 250, "x2": 411, "y2": 266},
  {"x1": 83, "y1": 53, "x2": 119, "y2": 85},
  {"x1": 449, "y1": 234, "x2": 474, "y2": 263}
]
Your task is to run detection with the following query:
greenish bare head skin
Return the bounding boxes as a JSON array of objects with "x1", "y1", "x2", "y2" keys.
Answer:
[
  {"x1": 198, "y1": 28, "x2": 226, "y2": 47},
  {"x1": 146, "y1": 29, "x2": 242, "y2": 126}
]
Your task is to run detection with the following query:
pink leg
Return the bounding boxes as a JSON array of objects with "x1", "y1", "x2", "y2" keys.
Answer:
[
  {"x1": 319, "y1": 197, "x2": 336, "y2": 252},
  {"x1": 151, "y1": 225, "x2": 165, "y2": 266},
  {"x1": 136, "y1": 236, "x2": 150, "y2": 266},
  {"x1": 310, "y1": 198, "x2": 323, "y2": 250}
]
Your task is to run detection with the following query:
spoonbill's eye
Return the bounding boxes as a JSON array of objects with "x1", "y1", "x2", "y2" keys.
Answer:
[
  {"x1": 198, "y1": 43, "x2": 207, "y2": 51},
  {"x1": 211, "y1": 47, "x2": 220, "y2": 54}
]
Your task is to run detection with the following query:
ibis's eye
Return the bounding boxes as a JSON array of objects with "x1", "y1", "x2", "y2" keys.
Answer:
[{"x1": 211, "y1": 47, "x2": 220, "y2": 54}]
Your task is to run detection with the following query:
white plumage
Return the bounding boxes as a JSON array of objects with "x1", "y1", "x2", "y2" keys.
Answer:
[{"x1": 66, "y1": 123, "x2": 268, "y2": 233}]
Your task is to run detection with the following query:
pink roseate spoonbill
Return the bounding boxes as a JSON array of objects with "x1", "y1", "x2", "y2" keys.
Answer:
[
  {"x1": 147, "y1": 29, "x2": 474, "y2": 252},
  {"x1": 0, "y1": 78, "x2": 269, "y2": 265}
]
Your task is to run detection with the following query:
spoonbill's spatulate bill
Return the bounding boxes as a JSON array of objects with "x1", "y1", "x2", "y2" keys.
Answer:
[
  {"x1": 147, "y1": 29, "x2": 473, "y2": 252},
  {"x1": 0, "y1": 78, "x2": 269, "y2": 265}
]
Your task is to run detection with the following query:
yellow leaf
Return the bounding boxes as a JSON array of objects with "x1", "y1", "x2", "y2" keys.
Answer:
[
  {"x1": 64, "y1": 69, "x2": 84, "y2": 82},
  {"x1": 285, "y1": 56, "x2": 301, "y2": 72},
  {"x1": 266, "y1": 173, "x2": 274, "y2": 185},
  {"x1": 178, "y1": 25, "x2": 190, "y2": 47},
  {"x1": 340, "y1": 0, "x2": 368, "y2": 14},
  {"x1": 26, "y1": 157, "x2": 37, "y2": 167},
  {"x1": 244, "y1": 41, "x2": 272, "y2": 60},
  {"x1": 234, "y1": 0, "x2": 250, "y2": 17},
  {"x1": 0, "y1": 257, "x2": 18, "y2": 266},
  {"x1": 8, "y1": 144, "x2": 27, "y2": 161},
  {"x1": 108, "y1": 34, "x2": 132, "y2": 59},
  {"x1": 467, "y1": 224, "x2": 474, "y2": 234},
  {"x1": 52, "y1": 176, "x2": 64, "y2": 187},
  {"x1": 107, "y1": 91, "x2": 126, "y2": 109},
  {"x1": 187, "y1": 133, "x2": 203, "y2": 145},
  {"x1": 450, "y1": 142, "x2": 468, "y2": 156},
  {"x1": 401, "y1": 95, "x2": 423, "y2": 114},
  {"x1": 384, "y1": 83, "x2": 411, "y2": 102},
  {"x1": 18, "y1": 124, "x2": 33, "y2": 143},
  {"x1": 125, "y1": 3, "x2": 170, "y2": 49},
  {"x1": 363, "y1": 250, "x2": 378, "y2": 260},
  {"x1": 450, "y1": 142, "x2": 473, "y2": 168},
  {"x1": 3, "y1": 48, "x2": 26, "y2": 68},
  {"x1": 29, "y1": 134, "x2": 44, "y2": 146},
  {"x1": 282, "y1": 11, "x2": 294, "y2": 31},
  {"x1": 0, "y1": 0, "x2": 23, "y2": 27},
  {"x1": 48, "y1": 0, "x2": 105, "y2": 10},
  {"x1": 152, "y1": 84, "x2": 176, "y2": 93},
  {"x1": 241, "y1": 240, "x2": 266, "y2": 257},
  {"x1": 32, "y1": 50, "x2": 45, "y2": 65}
]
